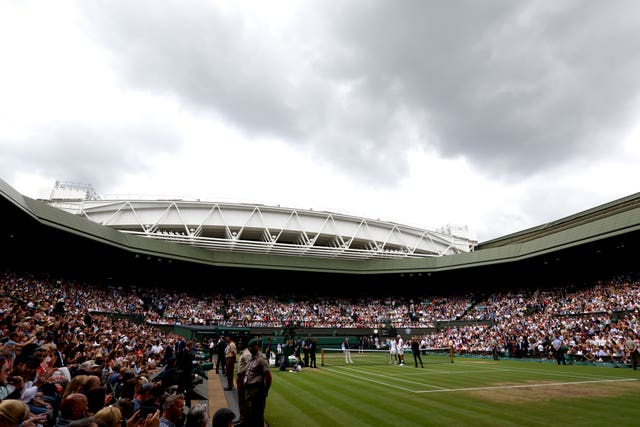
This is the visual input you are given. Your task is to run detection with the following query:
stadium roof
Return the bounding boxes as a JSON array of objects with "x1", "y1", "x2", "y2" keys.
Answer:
[
  {"x1": 41, "y1": 186, "x2": 476, "y2": 261},
  {"x1": 2, "y1": 177, "x2": 640, "y2": 277}
]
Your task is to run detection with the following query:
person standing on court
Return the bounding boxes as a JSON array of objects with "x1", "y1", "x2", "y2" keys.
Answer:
[
  {"x1": 397, "y1": 335, "x2": 405, "y2": 366},
  {"x1": 308, "y1": 338, "x2": 318, "y2": 368},
  {"x1": 410, "y1": 337, "x2": 424, "y2": 368},
  {"x1": 263, "y1": 338, "x2": 273, "y2": 364},
  {"x1": 301, "y1": 337, "x2": 310, "y2": 367},
  {"x1": 243, "y1": 338, "x2": 272, "y2": 427},
  {"x1": 389, "y1": 337, "x2": 398, "y2": 365},
  {"x1": 489, "y1": 335, "x2": 500, "y2": 361},
  {"x1": 342, "y1": 338, "x2": 353, "y2": 364},
  {"x1": 224, "y1": 335, "x2": 237, "y2": 390},
  {"x1": 551, "y1": 333, "x2": 566, "y2": 365},
  {"x1": 624, "y1": 331, "x2": 639, "y2": 370}
]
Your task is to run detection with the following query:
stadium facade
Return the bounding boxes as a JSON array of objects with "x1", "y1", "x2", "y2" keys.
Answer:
[{"x1": 2, "y1": 177, "x2": 640, "y2": 294}]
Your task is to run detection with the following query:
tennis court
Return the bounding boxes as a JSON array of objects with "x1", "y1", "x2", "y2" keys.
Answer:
[{"x1": 266, "y1": 350, "x2": 640, "y2": 427}]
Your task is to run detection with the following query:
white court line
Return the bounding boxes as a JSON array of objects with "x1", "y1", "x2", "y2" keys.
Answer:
[
  {"x1": 339, "y1": 365, "x2": 448, "y2": 389},
  {"x1": 414, "y1": 378, "x2": 637, "y2": 394},
  {"x1": 323, "y1": 365, "x2": 637, "y2": 394},
  {"x1": 463, "y1": 363, "x2": 631, "y2": 381},
  {"x1": 324, "y1": 366, "x2": 447, "y2": 392}
]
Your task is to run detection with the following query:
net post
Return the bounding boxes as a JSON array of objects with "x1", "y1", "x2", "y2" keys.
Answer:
[{"x1": 321, "y1": 348, "x2": 324, "y2": 366}]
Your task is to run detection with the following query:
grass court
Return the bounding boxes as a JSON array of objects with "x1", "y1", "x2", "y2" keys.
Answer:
[{"x1": 265, "y1": 351, "x2": 639, "y2": 426}]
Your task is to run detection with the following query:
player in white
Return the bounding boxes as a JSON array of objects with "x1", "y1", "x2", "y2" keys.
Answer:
[
  {"x1": 397, "y1": 335, "x2": 405, "y2": 365},
  {"x1": 342, "y1": 337, "x2": 353, "y2": 363},
  {"x1": 389, "y1": 337, "x2": 398, "y2": 364}
]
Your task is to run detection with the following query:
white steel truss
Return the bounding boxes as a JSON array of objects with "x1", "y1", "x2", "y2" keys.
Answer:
[{"x1": 47, "y1": 199, "x2": 477, "y2": 260}]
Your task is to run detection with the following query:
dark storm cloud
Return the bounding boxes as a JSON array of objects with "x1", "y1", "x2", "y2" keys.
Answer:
[
  {"x1": 320, "y1": 0, "x2": 640, "y2": 177},
  {"x1": 76, "y1": 0, "x2": 640, "y2": 184}
]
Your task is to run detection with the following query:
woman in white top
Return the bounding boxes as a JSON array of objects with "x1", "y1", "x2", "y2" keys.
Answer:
[
  {"x1": 397, "y1": 335, "x2": 405, "y2": 365},
  {"x1": 389, "y1": 338, "x2": 398, "y2": 364}
]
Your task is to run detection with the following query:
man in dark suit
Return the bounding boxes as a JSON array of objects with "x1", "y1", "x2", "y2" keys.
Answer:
[
  {"x1": 308, "y1": 338, "x2": 318, "y2": 368},
  {"x1": 215, "y1": 336, "x2": 227, "y2": 374}
]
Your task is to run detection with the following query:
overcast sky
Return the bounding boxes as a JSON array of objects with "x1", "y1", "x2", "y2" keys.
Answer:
[{"x1": 2, "y1": 1, "x2": 640, "y2": 242}]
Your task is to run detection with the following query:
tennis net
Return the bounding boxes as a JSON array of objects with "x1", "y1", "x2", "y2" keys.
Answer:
[{"x1": 320, "y1": 347, "x2": 451, "y2": 366}]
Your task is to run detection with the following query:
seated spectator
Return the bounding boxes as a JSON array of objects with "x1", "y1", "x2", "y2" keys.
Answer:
[
  {"x1": 84, "y1": 386, "x2": 108, "y2": 417},
  {"x1": 0, "y1": 354, "x2": 22, "y2": 401},
  {"x1": 184, "y1": 403, "x2": 208, "y2": 427},
  {"x1": 10, "y1": 354, "x2": 52, "y2": 417},
  {"x1": 0, "y1": 399, "x2": 30, "y2": 427},
  {"x1": 66, "y1": 417, "x2": 99, "y2": 427},
  {"x1": 63, "y1": 377, "x2": 89, "y2": 401},
  {"x1": 55, "y1": 393, "x2": 90, "y2": 427},
  {"x1": 93, "y1": 406, "x2": 122, "y2": 427},
  {"x1": 595, "y1": 346, "x2": 610, "y2": 362},
  {"x1": 117, "y1": 370, "x2": 137, "y2": 401},
  {"x1": 110, "y1": 399, "x2": 133, "y2": 422},
  {"x1": 211, "y1": 408, "x2": 234, "y2": 427},
  {"x1": 75, "y1": 362, "x2": 100, "y2": 379},
  {"x1": 159, "y1": 395, "x2": 185, "y2": 427},
  {"x1": 133, "y1": 383, "x2": 157, "y2": 414}
]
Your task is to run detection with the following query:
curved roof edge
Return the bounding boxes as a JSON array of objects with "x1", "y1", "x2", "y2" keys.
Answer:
[
  {"x1": 2, "y1": 178, "x2": 639, "y2": 275},
  {"x1": 478, "y1": 192, "x2": 640, "y2": 248}
]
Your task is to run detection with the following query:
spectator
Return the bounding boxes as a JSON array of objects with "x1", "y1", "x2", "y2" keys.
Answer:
[
  {"x1": 66, "y1": 417, "x2": 99, "y2": 427},
  {"x1": 211, "y1": 408, "x2": 234, "y2": 427},
  {"x1": 93, "y1": 406, "x2": 122, "y2": 427},
  {"x1": 158, "y1": 394, "x2": 185, "y2": 427},
  {"x1": 0, "y1": 399, "x2": 32, "y2": 427},
  {"x1": 110, "y1": 398, "x2": 134, "y2": 422},
  {"x1": 133, "y1": 383, "x2": 157, "y2": 415},
  {"x1": 56, "y1": 393, "x2": 90, "y2": 427},
  {"x1": 0, "y1": 355, "x2": 22, "y2": 401},
  {"x1": 184, "y1": 403, "x2": 208, "y2": 427}
]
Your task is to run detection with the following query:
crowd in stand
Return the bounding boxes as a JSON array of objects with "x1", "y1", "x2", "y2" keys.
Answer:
[
  {"x1": 0, "y1": 269, "x2": 639, "y2": 427},
  {"x1": 0, "y1": 270, "x2": 217, "y2": 427}
]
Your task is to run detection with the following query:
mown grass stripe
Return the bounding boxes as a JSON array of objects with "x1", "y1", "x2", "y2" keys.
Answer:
[{"x1": 265, "y1": 357, "x2": 640, "y2": 426}]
